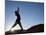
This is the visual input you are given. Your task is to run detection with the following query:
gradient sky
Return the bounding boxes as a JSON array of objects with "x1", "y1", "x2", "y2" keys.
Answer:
[{"x1": 5, "y1": 1, "x2": 44, "y2": 31}]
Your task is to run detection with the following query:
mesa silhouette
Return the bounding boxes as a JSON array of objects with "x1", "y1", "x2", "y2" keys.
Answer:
[{"x1": 5, "y1": 24, "x2": 44, "y2": 35}]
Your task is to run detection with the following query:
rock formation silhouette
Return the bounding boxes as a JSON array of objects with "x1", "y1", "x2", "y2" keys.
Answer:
[{"x1": 5, "y1": 24, "x2": 44, "y2": 35}]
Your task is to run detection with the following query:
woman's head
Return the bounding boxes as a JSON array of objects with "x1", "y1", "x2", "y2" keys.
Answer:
[{"x1": 15, "y1": 11, "x2": 17, "y2": 16}]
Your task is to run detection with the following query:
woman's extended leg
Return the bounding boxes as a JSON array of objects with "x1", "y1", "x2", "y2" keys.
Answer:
[
  {"x1": 18, "y1": 22, "x2": 23, "y2": 30},
  {"x1": 12, "y1": 22, "x2": 17, "y2": 28}
]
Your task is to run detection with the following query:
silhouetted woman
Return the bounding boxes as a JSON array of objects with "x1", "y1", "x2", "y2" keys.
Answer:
[{"x1": 11, "y1": 8, "x2": 23, "y2": 30}]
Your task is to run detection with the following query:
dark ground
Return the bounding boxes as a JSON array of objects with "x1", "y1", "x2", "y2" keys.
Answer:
[{"x1": 5, "y1": 24, "x2": 44, "y2": 35}]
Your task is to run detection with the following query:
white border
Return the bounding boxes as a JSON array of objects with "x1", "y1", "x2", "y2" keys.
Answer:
[
  {"x1": 0, "y1": 0, "x2": 46, "y2": 35},
  {"x1": 0, "y1": 0, "x2": 5, "y2": 35}
]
